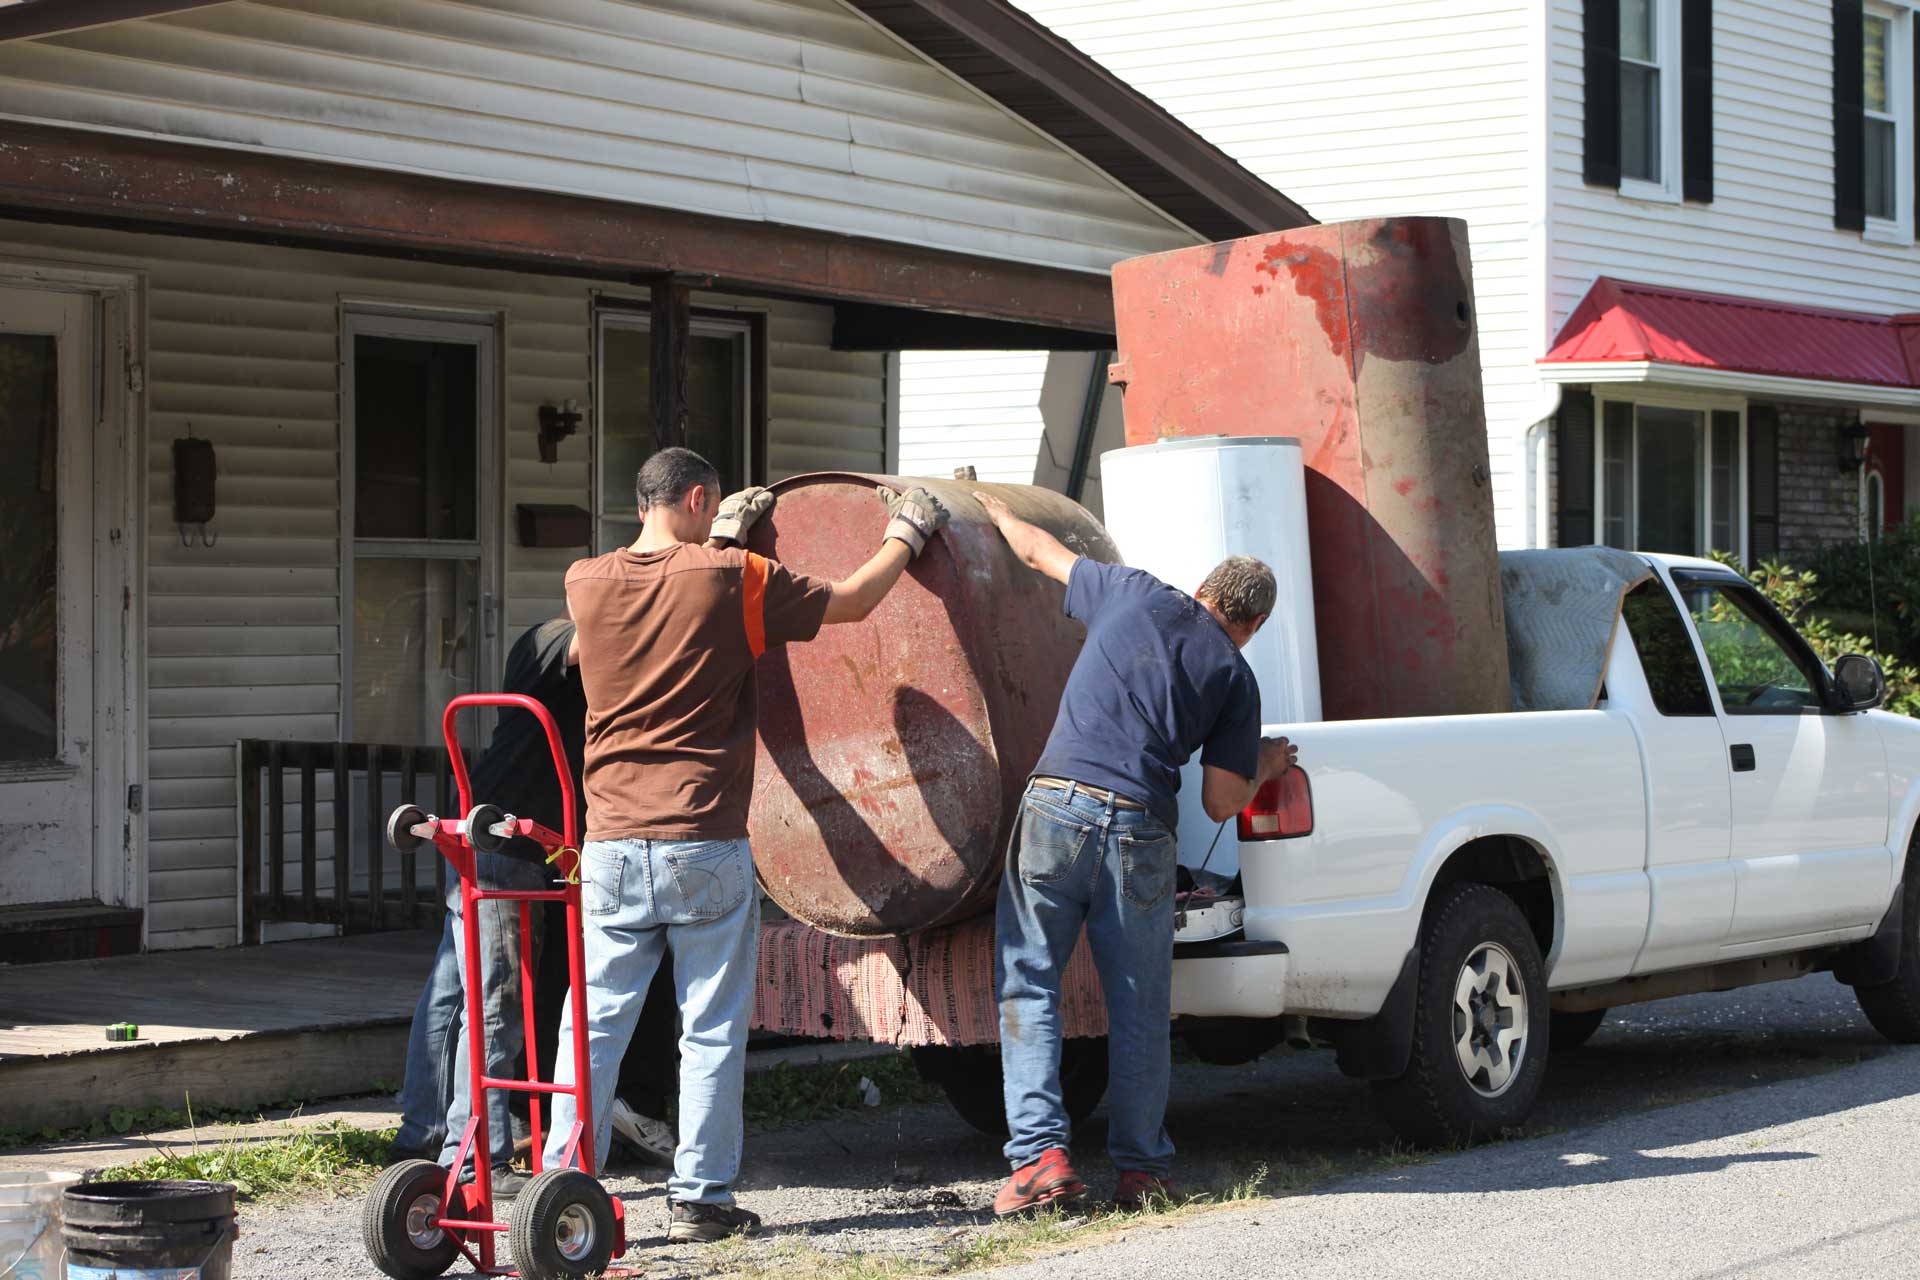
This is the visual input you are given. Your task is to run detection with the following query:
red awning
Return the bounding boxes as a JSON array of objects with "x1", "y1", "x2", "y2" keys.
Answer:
[{"x1": 1540, "y1": 277, "x2": 1920, "y2": 390}]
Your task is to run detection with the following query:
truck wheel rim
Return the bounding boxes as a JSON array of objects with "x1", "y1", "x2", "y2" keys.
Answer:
[
  {"x1": 1452, "y1": 941, "x2": 1527, "y2": 1098},
  {"x1": 554, "y1": 1203, "x2": 597, "y2": 1262},
  {"x1": 404, "y1": 1193, "x2": 444, "y2": 1250}
]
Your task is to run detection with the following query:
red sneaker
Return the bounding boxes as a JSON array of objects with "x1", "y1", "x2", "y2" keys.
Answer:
[
  {"x1": 992, "y1": 1148, "x2": 1086, "y2": 1216},
  {"x1": 1112, "y1": 1170, "x2": 1176, "y2": 1211}
]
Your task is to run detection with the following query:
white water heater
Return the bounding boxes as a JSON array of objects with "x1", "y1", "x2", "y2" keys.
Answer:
[{"x1": 1098, "y1": 436, "x2": 1320, "y2": 879}]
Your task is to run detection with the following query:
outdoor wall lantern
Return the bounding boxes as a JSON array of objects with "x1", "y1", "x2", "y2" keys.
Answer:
[
  {"x1": 1840, "y1": 420, "x2": 1872, "y2": 472},
  {"x1": 537, "y1": 399, "x2": 583, "y2": 464}
]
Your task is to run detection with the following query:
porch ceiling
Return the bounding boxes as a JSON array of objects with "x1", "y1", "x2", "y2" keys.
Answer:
[{"x1": 0, "y1": 121, "x2": 1117, "y2": 332}]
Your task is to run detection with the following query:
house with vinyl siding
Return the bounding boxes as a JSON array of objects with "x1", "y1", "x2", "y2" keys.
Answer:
[
  {"x1": 905, "y1": 0, "x2": 1920, "y2": 563},
  {"x1": 0, "y1": 0, "x2": 1309, "y2": 957}
]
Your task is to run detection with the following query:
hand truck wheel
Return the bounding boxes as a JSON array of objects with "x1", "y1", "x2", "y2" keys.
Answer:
[
  {"x1": 463, "y1": 803, "x2": 508, "y2": 854},
  {"x1": 362, "y1": 1159, "x2": 460, "y2": 1280},
  {"x1": 508, "y1": 1169, "x2": 618, "y2": 1280},
  {"x1": 385, "y1": 805, "x2": 430, "y2": 854}
]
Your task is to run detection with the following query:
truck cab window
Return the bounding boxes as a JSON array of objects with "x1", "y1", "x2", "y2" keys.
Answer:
[
  {"x1": 1677, "y1": 578, "x2": 1824, "y2": 713},
  {"x1": 1620, "y1": 579, "x2": 1713, "y2": 715}
]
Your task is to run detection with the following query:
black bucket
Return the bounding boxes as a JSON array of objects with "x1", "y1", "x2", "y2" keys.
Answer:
[{"x1": 61, "y1": 1180, "x2": 236, "y2": 1280}]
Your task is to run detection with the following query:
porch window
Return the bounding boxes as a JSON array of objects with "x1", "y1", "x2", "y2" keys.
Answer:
[
  {"x1": 343, "y1": 314, "x2": 498, "y2": 747},
  {"x1": 0, "y1": 333, "x2": 58, "y2": 762},
  {"x1": 595, "y1": 309, "x2": 753, "y2": 551},
  {"x1": 1597, "y1": 399, "x2": 1745, "y2": 559}
]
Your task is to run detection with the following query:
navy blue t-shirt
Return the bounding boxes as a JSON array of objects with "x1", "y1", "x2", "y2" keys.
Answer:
[{"x1": 1031, "y1": 559, "x2": 1261, "y2": 831}]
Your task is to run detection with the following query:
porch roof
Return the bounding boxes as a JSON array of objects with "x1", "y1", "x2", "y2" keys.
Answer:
[
  {"x1": 0, "y1": 0, "x2": 1311, "y2": 248},
  {"x1": 1539, "y1": 277, "x2": 1920, "y2": 407}
]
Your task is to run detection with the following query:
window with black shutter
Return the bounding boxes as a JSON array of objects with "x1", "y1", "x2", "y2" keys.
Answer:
[{"x1": 1587, "y1": 0, "x2": 1713, "y2": 200}]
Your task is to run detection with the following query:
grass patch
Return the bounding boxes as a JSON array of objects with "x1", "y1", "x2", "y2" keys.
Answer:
[
  {"x1": 99, "y1": 1121, "x2": 395, "y2": 1202},
  {"x1": 738, "y1": 1051, "x2": 943, "y2": 1132}
]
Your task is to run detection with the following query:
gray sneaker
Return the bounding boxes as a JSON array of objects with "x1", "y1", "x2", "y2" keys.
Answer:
[{"x1": 668, "y1": 1199, "x2": 761, "y2": 1243}]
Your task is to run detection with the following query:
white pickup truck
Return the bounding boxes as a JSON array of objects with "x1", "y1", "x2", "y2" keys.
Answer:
[{"x1": 1162, "y1": 550, "x2": 1920, "y2": 1146}]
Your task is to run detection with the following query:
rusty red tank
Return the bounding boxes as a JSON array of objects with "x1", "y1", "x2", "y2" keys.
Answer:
[
  {"x1": 1108, "y1": 216, "x2": 1510, "y2": 721},
  {"x1": 745, "y1": 474, "x2": 1119, "y2": 937}
]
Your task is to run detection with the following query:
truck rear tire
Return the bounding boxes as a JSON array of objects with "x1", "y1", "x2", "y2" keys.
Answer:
[
  {"x1": 1549, "y1": 1008, "x2": 1607, "y2": 1051},
  {"x1": 1854, "y1": 873, "x2": 1920, "y2": 1043},
  {"x1": 911, "y1": 1037, "x2": 1108, "y2": 1139},
  {"x1": 1371, "y1": 883, "x2": 1549, "y2": 1147}
]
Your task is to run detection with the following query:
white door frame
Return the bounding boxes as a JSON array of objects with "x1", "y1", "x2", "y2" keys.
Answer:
[{"x1": 0, "y1": 260, "x2": 143, "y2": 919}]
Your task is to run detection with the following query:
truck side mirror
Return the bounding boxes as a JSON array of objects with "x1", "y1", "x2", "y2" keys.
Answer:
[{"x1": 1832, "y1": 653, "x2": 1887, "y2": 712}]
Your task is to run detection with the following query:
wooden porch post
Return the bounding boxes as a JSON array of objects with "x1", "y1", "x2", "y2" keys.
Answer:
[{"x1": 650, "y1": 279, "x2": 690, "y2": 453}]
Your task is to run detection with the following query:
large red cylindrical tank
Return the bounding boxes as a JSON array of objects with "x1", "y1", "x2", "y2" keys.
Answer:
[
  {"x1": 1109, "y1": 216, "x2": 1510, "y2": 721},
  {"x1": 745, "y1": 474, "x2": 1119, "y2": 937}
]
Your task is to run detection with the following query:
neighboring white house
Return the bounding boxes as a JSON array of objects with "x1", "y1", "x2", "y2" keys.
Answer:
[{"x1": 905, "y1": 0, "x2": 1920, "y2": 561}]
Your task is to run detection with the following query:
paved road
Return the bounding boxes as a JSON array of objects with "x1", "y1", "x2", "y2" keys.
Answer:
[
  {"x1": 231, "y1": 971, "x2": 1910, "y2": 1279},
  {"x1": 989, "y1": 1044, "x2": 1920, "y2": 1280}
]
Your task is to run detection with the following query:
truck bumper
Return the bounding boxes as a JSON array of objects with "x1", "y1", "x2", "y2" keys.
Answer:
[{"x1": 1171, "y1": 939, "x2": 1290, "y2": 1018}]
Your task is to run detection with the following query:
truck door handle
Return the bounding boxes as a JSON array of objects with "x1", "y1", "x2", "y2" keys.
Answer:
[{"x1": 1730, "y1": 744, "x2": 1756, "y2": 772}]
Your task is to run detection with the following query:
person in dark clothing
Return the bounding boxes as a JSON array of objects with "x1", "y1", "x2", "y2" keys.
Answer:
[{"x1": 390, "y1": 618, "x2": 678, "y2": 1190}]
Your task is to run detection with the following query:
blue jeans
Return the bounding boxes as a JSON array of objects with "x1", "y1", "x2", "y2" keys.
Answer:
[
  {"x1": 544, "y1": 837, "x2": 759, "y2": 1205},
  {"x1": 996, "y1": 783, "x2": 1178, "y2": 1178},
  {"x1": 393, "y1": 852, "x2": 549, "y2": 1171}
]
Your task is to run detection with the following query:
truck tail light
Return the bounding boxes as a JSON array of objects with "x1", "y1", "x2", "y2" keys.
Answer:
[{"x1": 1238, "y1": 769, "x2": 1313, "y2": 841}]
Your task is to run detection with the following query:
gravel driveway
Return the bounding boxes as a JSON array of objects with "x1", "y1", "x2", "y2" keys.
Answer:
[{"x1": 234, "y1": 971, "x2": 1897, "y2": 1279}]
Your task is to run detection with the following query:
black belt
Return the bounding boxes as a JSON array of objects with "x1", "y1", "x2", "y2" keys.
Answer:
[{"x1": 1029, "y1": 776, "x2": 1146, "y2": 811}]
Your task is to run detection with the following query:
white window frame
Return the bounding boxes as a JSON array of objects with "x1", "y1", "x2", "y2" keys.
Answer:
[
  {"x1": 1863, "y1": 2, "x2": 1914, "y2": 242},
  {"x1": 1619, "y1": 0, "x2": 1684, "y2": 202},
  {"x1": 339, "y1": 306, "x2": 502, "y2": 742},
  {"x1": 1594, "y1": 388, "x2": 1749, "y2": 563},
  {"x1": 591, "y1": 306, "x2": 755, "y2": 554},
  {"x1": 1864, "y1": 467, "x2": 1887, "y2": 539}
]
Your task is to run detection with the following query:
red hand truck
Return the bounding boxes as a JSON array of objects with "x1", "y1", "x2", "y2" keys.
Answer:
[{"x1": 362, "y1": 693, "x2": 627, "y2": 1280}]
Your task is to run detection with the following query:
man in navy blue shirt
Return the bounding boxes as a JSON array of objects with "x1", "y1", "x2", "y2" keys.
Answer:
[{"x1": 974, "y1": 493, "x2": 1296, "y2": 1215}]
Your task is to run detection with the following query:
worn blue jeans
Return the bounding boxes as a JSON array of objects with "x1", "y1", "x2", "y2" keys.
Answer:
[
  {"x1": 996, "y1": 782, "x2": 1178, "y2": 1178},
  {"x1": 393, "y1": 852, "x2": 548, "y2": 1171},
  {"x1": 544, "y1": 837, "x2": 759, "y2": 1205}
]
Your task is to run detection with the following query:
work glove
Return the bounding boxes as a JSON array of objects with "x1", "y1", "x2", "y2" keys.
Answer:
[
  {"x1": 710, "y1": 486, "x2": 774, "y2": 545},
  {"x1": 881, "y1": 486, "x2": 949, "y2": 557}
]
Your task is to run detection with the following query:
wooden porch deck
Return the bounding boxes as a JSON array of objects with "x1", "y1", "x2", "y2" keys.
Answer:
[{"x1": 0, "y1": 931, "x2": 436, "y2": 1134}]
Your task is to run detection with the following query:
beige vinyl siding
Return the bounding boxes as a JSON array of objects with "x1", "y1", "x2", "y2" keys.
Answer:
[
  {"x1": 1549, "y1": 0, "x2": 1920, "y2": 328},
  {"x1": 896, "y1": 351, "x2": 1052, "y2": 484},
  {"x1": 0, "y1": 0, "x2": 1192, "y2": 275},
  {"x1": 962, "y1": 1, "x2": 1542, "y2": 545},
  {"x1": 0, "y1": 219, "x2": 885, "y2": 950}
]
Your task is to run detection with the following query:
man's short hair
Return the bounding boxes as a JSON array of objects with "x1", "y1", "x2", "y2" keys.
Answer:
[
  {"x1": 635, "y1": 447, "x2": 720, "y2": 512},
  {"x1": 1196, "y1": 555, "x2": 1277, "y2": 625}
]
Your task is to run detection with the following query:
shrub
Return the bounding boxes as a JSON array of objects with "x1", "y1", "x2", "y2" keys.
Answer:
[{"x1": 1801, "y1": 518, "x2": 1920, "y2": 663}]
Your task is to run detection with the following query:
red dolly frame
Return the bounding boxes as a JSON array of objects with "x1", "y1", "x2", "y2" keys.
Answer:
[{"x1": 365, "y1": 693, "x2": 625, "y2": 1279}]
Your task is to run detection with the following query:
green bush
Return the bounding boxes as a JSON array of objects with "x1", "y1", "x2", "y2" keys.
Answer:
[
  {"x1": 1802, "y1": 518, "x2": 1920, "y2": 662},
  {"x1": 1710, "y1": 552, "x2": 1920, "y2": 717}
]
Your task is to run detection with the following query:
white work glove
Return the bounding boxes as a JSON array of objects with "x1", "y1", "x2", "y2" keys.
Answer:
[
  {"x1": 880, "y1": 486, "x2": 949, "y2": 557},
  {"x1": 711, "y1": 486, "x2": 774, "y2": 545}
]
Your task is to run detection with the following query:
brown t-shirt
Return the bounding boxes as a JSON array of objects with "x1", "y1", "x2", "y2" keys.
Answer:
[{"x1": 565, "y1": 543, "x2": 833, "y2": 842}]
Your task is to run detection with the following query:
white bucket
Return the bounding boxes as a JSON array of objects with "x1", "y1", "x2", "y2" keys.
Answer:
[{"x1": 0, "y1": 1170, "x2": 81, "y2": 1280}]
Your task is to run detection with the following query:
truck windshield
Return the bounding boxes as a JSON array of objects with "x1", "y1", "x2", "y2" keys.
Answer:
[{"x1": 1674, "y1": 577, "x2": 1824, "y2": 714}]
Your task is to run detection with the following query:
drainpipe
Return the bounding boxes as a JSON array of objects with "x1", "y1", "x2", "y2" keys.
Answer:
[
  {"x1": 1523, "y1": 383, "x2": 1563, "y2": 549},
  {"x1": 1065, "y1": 350, "x2": 1111, "y2": 504}
]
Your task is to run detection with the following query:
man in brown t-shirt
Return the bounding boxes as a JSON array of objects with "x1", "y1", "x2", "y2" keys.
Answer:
[{"x1": 544, "y1": 446, "x2": 947, "y2": 1243}]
